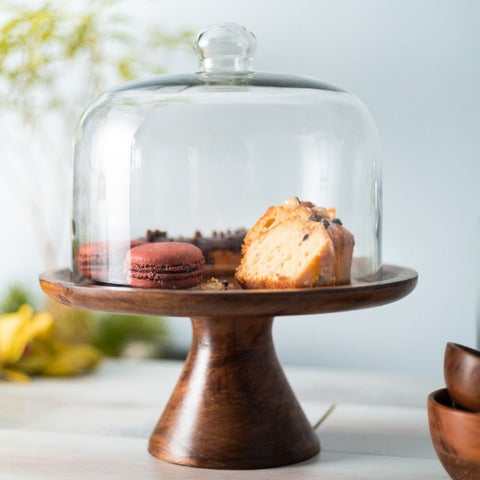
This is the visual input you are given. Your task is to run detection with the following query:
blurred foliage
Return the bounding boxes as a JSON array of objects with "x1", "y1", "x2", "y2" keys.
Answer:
[
  {"x1": 45, "y1": 299, "x2": 169, "y2": 358},
  {"x1": 0, "y1": 2, "x2": 195, "y2": 270},
  {"x1": 0, "y1": 284, "x2": 31, "y2": 313},
  {"x1": 0, "y1": 303, "x2": 102, "y2": 382},
  {"x1": 0, "y1": 1, "x2": 195, "y2": 121},
  {"x1": 90, "y1": 313, "x2": 169, "y2": 358},
  {"x1": 45, "y1": 300, "x2": 95, "y2": 345},
  {"x1": 0, "y1": 285, "x2": 170, "y2": 383},
  {"x1": 0, "y1": 4, "x2": 184, "y2": 373}
]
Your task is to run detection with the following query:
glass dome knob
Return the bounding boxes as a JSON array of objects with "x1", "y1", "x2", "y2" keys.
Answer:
[{"x1": 194, "y1": 23, "x2": 257, "y2": 73}]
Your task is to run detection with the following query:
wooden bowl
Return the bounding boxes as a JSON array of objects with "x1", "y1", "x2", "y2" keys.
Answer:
[
  {"x1": 444, "y1": 342, "x2": 480, "y2": 411},
  {"x1": 428, "y1": 388, "x2": 480, "y2": 480}
]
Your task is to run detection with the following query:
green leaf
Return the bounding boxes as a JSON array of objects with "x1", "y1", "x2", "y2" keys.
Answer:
[
  {"x1": 91, "y1": 313, "x2": 169, "y2": 357},
  {"x1": 1, "y1": 285, "x2": 32, "y2": 314}
]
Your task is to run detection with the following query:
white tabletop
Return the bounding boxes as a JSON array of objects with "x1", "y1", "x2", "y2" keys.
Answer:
[{"x1": 0, "y1": 359, "x2": 449, "y2": 479}]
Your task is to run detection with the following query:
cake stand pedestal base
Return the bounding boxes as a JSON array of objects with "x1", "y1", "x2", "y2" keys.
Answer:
[
  {"x1": 40, "y1": 266, "x2": 418, "y2": 470},
  {"x1": 148, "y1": 315, "x2": 319, "y2": 469}
]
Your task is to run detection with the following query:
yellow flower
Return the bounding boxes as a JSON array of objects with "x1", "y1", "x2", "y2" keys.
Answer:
[
  {"x1": 42, "y1": 344, "x2": 102, "y2": 376},
  {"x1": 30, "y1": 311, "x2": 54, "y2": 340},
  {"x1": 0, "y1": 305, "x2": 34, "y2": 365},
  {"x1": 0, "y1": 305, "x2": 54, "y2": 365},
  {"x1": 0, "y1": 304, "x2": 101, "y2": 382}
]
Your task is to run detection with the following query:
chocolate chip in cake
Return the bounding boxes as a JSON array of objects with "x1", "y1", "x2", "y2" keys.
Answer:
[
  {"x1": 308, "y1": 212, "x2": 324, "y2": 222},
  {"x1": 146, "y1": 229, "x2": 167, "y2": 242},
  {"x1": 332, "y1": 218, "x2": 343, "y2": 226},
  {"x1": 302, "y1": 234, "x2": 310, "y2": 241},
  {"x1": 322, "y1": 219, "x2": 330, "y2": 229}
]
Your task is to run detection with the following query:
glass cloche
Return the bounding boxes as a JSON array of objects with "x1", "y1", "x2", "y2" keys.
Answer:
[{"x1": 72, "y1": 23, "x2": 382, "y2": 286}]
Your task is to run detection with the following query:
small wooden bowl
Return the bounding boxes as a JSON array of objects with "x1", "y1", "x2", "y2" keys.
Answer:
[
  {"x1": 444, "y1": 342, "x2": 480, "y2": 411},
  {"x1": 428, "y1": 388, "x2": 480, "y2": 480}
]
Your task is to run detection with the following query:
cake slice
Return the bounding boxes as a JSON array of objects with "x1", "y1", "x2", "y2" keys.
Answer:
[
  {"x1": 235, "y1": 197, "x2": 354, "y2": 289},
  {"x1": 324, "y1": 220, "x2": 355, "y2": 285}
]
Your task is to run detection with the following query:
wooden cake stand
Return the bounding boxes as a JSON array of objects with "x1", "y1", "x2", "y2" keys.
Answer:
[{"x1": 40, "y1": 265, "x2": 417, "y2": 470}]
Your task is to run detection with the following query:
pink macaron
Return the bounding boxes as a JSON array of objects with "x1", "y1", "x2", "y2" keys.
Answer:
[
  {"x1": 77, "y1": 240, "x2": 145, "y2": 283},
  {"x1": 124, "y1": 242, "x2": 205, "y2": 289}
]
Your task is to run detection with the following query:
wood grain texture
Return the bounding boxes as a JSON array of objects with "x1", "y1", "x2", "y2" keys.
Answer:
[
  {"x1": 444, "y1": 342, "x2": 480, "y2": 412},
  {"x1": 39, "y1": 265, "x2": 417, "y2": 318},
  {"x1": 148, "y1": 316, "x2": 319, "y2": 469},
  {"x1": 428, "y1": 389, "x2": 480, "y2": 480}
]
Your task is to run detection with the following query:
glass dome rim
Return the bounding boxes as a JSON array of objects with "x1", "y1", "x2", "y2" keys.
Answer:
[{"x1": 103, "y1": 71, "x2": 347, "y2": 97}]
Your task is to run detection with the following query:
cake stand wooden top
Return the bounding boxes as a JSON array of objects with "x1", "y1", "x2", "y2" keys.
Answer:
[{"x1": 40, "y1": 265, "x2": 417, "y2": 318}]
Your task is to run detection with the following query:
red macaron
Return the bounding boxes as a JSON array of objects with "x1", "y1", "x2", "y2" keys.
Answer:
[
  {"x1": 77, "y1": 240, "x2": 145, "y2": 284},
  {"x1": 124, "y1": 242, "x2": 205, "y2": 289}
]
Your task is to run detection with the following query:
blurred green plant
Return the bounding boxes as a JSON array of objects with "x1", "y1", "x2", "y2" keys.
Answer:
[
  {"x1": 0, "y1": 3, "x2": 191, "y2": 365},
  {"x1": 0, "y1": 284, "x2": 170, "y2": 382},
  {"x1": 0, "y1": 303, "x2": 102, "y2": 382},
  {"x1": 46, "y1": 299, "x2": 170, "y2": 358},
  {"x1": 0, "y1": 1, "x2": 195, "y2": 121},
  {"x1": 0, "y1": 284, "x2": 31, "y2": 314},
  {"x1": 90, "y1": 313, "x2": 169, "y2": 358},
  {"x1": 0, "y1": 1, "x2": 195, "y2": 270}
]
